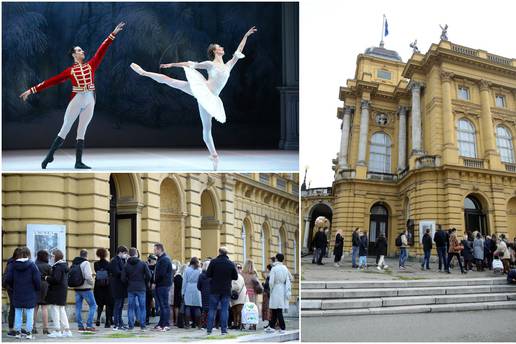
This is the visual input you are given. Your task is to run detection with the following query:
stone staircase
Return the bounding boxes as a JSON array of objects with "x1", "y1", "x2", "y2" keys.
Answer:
[{"x1": 302, "y1": 277, "x2": 516, "y2": 317}]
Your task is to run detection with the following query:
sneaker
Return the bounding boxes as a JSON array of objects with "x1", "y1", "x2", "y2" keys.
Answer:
[
  {"x1": 264, "y1": 327, "x2": 276, "y2": 334},
  {"x1": 78, "y1": 327, "x2": 86, "y2": 333},
  {"x1": 21, "y1": 329, "x2": 29, "y2": 335},
  {"x1": 161, "y1": 326, "x2": 170, "y2": 332},
  {"x1": 206, "y1": 331, "x2": 212, "y2": 336},
  {"x1": 96, "y1": 321, "x2": 101, "y2": 327},
  {"x1": 26, "y1": 333, "x2": 33, "y2": 340},
  {"x1": 62, "y1": 330, "x2": 73, "y2": 337},
  {"x1": 377, "y1": 266, "x2": 381, "y2": 270},
  {"x1": 153, "y1": 325, "x2": 162, "y2": 331},
  {"x1": 32, "y1": 328, "x2": 38, "y2": 335},
  {"x1": 112, "y1": 326, "x2": 119, "y2": 331},
  {"x1": 47, "y1": 331, "x2": 63, "y2": 338},
  {"x1": 85, "y1": 327, "x2": 96, "y2": 332},
  {"x1": 15, "y1": 331, "x2": 22, "y2": 339},
  {"x1": 7, "y1": 330, "x2": 16, "y2": 337},
  {"x1": 278, "y1": 330, "x2": 286, "y2": 334},
  {"x1": 140, "y1": 327, "x2": 147, "y2": 332},
  {"x1": 221, "y1": 332, "x2": 228, "y2": 336}
]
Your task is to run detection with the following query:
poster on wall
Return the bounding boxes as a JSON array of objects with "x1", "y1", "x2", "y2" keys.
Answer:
[
  {"x1": 419, "y1": 220, "x2": 436, "y2": 244},
  {"x1": 26, "y1": 224, "x2": 66, "y2": 260}
]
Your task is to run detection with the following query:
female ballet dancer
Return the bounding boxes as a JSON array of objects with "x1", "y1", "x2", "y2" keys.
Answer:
[
  {"x1": 19, "y1": 22, "x2": 126, "y2": 169},
  {"x1": 130, "y1": 26, "x2": 257, "y2": 171}
]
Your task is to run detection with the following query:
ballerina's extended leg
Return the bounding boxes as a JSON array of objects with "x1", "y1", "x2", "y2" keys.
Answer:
[
  {"x1": 130, "y1": 63, "x2": 192, "y2": 95},
  {"x1": 199, "y1": 106, "x2": 219, "y2": 171}
]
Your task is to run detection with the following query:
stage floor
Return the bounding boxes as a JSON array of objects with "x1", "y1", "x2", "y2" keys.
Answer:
[{"x1": 2, "y1": 148, "x2": 298, "y2": 172}]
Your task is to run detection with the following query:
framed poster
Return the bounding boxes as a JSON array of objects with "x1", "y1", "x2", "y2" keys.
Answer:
[
  {"x1": 26, "y1": 224, "x2": 66, "y2": 260},
  {"x1": 419, "y1": 220, "x2": 436, "y2": 244}
]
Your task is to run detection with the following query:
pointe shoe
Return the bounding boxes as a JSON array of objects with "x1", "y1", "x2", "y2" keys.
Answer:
[
  {"x1": 130, "y1": 63, "x2": 145, "y2": 76},
  {"x1": 209, "y1": 155, "x2": 219, "y2": 171}
]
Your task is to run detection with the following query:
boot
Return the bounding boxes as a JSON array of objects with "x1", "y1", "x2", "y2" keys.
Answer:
[
  {"x1": 184, "y1": 314, "x2": 191, "y2": 329},
  {"x1": 41, "y1": 136, "x2": 64, "y2": 169},
  {"x1": 74, "y1": 139, "x2": 91, "y2": 169}
]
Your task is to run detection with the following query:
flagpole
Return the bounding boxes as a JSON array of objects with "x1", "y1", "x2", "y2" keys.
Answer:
[{"x1": 380, "y1": 14, "x2": 385, "y2": 47}]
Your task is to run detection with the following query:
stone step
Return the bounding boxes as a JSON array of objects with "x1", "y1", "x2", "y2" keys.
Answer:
[
  {"x1": 302, "y1": 277, "x2": 508, "y2": 290},
  {"x1": 302, "y1": 300, "x2": 516, "y2": 317},
  {"x1": 302, "y1": 284, "x2": 516, "y2": 299},
  {"x1": 301, "y1": 293, "x2": 516, "y2": 310}
]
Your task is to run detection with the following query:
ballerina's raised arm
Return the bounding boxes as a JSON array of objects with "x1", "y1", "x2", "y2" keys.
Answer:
[{"x1": 227, "y1": 26, "x2": 257, "y2": 69}]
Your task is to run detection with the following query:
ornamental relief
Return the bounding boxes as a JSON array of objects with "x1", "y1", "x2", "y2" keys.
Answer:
[{"x1": 369, "y1": 110, "x2": 395, "y2": 128}]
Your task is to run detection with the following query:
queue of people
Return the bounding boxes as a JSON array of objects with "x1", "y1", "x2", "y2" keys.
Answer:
[{"x1": 3, "y1": 244, "x2": 293, "y2": 339}]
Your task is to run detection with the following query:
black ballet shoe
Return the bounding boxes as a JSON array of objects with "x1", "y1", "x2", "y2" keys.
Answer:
[
  {"x1": 75, "y1": 139, "x2": 91, "y2": 169},
  {"x1": 42, "y1": 136, "x2": 64, "y2": 169}
]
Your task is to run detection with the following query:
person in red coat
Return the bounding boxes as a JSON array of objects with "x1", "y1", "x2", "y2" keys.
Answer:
[{"x1": 19, "y1": 22, "x2": 125, "y2": 170}]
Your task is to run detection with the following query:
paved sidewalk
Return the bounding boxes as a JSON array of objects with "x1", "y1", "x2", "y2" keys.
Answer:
[
  {"x1": 302, "y1": 255, "x2": 505, "y2": 281},
  {"x1": 2, "y1": 319, "x2": 299, "y2": 342}
]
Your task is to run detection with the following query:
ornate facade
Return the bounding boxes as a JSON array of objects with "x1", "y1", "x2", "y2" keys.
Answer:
[
  {"x1": 302, "y1": 39, "x2": 516, "y2": 257},
  {"x1": 2, "y1": 173, "x2": 299, "y2": 308}
]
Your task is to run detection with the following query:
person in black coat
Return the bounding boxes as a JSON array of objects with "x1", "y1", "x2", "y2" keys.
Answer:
[
  {"x1": 351, "y1": 228, "x2": 360, "y2": 268},
  {"x1": 145, "y1": 254, "x2": 157, "y2": 325},
  {"x1": 375, "y1": 234, "x2": 388, "y2": 270},
  {"x1": 197, "y1": 260, "x2": 211, "y2": 329},
  {"x1": 109, "y1": 246, "x2": 128, "y2": 330},
  {"x1": 45, "y1": 249, "x2": 72, "y2": 337},
  {"x1": 4, "y1": 246, "x2": 41, "y2": 338},
  {"x1": 206, "y1": 247, "x2": 238, "y2": 335},
  {"x1": 122, "y1": 247, "x2": 151, "y2": 330},
  {"x1": 313, "y1": 228, "x2": 328, "y2": 265},
  {"x1": 153, "y1": 243, "x2": 173, "y2": 330},
  {"x1": 434, "y1": 227, "x2": 448, "y2": 272},
  {"x1": 461, "y1": 233, "x2": 474, "y2": 271},
  {"x1": 173, "y1": 266, "x2": 184, "y2": 327},
  {"x1": 358, "y1": 232, "x2": 368, "y2": 269},
  {"x1": 333, "y1": 231, "x2": 344, "y2": 267},
  {"x1": 33, "y1": 250, "x2": 51, "y2": 335},
  {"x1": 94, "y1": 248, "x2": 113, "y2": 328},
  {"x1": 421, "y1": 229, "x2": 433, "y2": 270},
  {"x1": 3, "y1": 248, "x2": 22, "y2": 337}
]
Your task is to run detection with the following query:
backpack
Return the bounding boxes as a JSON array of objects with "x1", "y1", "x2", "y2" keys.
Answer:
[
  {"x1": 96, "y1": 268, "x2": 109, "y2": 287},
  {"x1": 395, "y1": 233, "x2": 403, "y2": 247},
  {"x1": 68, "y1": 263, "x2": 85, "y2": 287}
]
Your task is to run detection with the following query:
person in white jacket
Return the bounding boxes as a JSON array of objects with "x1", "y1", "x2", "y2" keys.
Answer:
[
  {"x1": 230, "y1": 264, "x2": 248, "y2": 329},
  {"x1": 265, "y1": 253, "x2": 292, "y2": 334}
]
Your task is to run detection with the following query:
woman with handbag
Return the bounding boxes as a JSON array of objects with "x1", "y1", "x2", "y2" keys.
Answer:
[
  {"x1": 446, "y1": 228, "x2": 466, "y2": 274},
  {"x1": 33, "y1": 250, "x2": 51, "y2": 335},
  {"x1": 230, "y1": 264, "x2": 248, "y2": 329}
]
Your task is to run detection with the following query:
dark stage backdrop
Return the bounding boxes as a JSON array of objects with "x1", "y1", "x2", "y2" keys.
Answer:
[{"x1": 2, "y1": 2, "x2": 294, "y2": 149}]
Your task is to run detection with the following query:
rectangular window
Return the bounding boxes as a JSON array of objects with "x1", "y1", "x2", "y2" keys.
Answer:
[
  {"x1": 458, "y1": 86, "x2": 470, "y2": 100},
  {"x1": 377, "y1": 70, "x2": 391, "y2": 80},
  {"x1": 495, "y1": 95, "x2": 506, "y2": 108},
  {"x1": 259, "y1": 173, "x2": 270, "y2": 184},
  {"x1": 276, "y1": 178, "x2": 286, "y2": 190}
]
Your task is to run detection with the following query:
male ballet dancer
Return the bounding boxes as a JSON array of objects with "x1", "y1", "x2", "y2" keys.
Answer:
[{"x1": 20, "y1": 22, "x2": 125, "y2": 169}]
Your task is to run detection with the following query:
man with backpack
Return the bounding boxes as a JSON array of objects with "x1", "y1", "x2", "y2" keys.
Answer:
[
  {"x1": 69, "y1": 249, "x2": 96, "y2": 332},
  {"x1": 421, "y1": 228, "x2": 433, "y2": 270},
  {"x1": 122, "y1": 247, "x2": 151, "y2": 331}
]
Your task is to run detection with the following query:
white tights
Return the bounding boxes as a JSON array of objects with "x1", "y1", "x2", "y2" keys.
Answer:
[
  {"x1": 57, "y1": 92, "x2": 95, "y2": 140},
  {"x1": 142, "y1": 71, "x2": 217, "y2": 156},
  {"x1": 49, "y1": 305, "x2": 70, "y2": 331}
]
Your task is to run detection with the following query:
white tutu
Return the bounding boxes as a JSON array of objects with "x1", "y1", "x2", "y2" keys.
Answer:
[{"x1": 183, "y1": 65, "x2": 226, "y2": 123}]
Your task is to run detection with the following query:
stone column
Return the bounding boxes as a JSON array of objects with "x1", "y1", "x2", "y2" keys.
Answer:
[
  {"x1": 409, "y1": 81, "x2": 423, "y2": 155},
  {"x1": 302, "y1": 217, "x2": 311, "y2": 249},
  {"x1": 440, "y1": 71, "x2": 459, "y2": 164},
  {"x1": 478, "y1": 80, "x2": 503, "y2": 169},
  {"x1": 338, "y1": 106, "x2": 353, "y2": 169},
  {"x1": 397, "y1": 106, "x2": 408, "y2": 171},
  {"x1": 357, "y1": 100, "x2": 370, "y2": 165}
]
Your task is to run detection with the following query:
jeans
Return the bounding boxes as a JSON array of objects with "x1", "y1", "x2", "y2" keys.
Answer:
[
  {"x1": 399, "y1": 247, "x2": 408, "y2": 267},
  {"x1": 421, "y1": 249, "x2": 431, "y2": 269},
  {"x1": 14, "y1": 308, "x2": 34, "y2": 332},
  {"x1": 437, "y1": 246, "x2": 448, "y2": 271},
  {"x1": 75, "y1": 290, "x2": 97, "y2": 329},
  {"x1": 358, "y1": 256, "x2": 367, "y2": 267},
  {"x1": 351, "y1": 246, "x2": 359, "y2": 267},
  {"x1": 315, "y1": 248, "x2": 324, "y2": 264},
  {"x1": 207, "y1": 294, "x2": 230, "y2": 334},
  {"x1": 128, "y1": 291, "x2": 146, "y2": 329},
  {"x1": 152, "y1": 289, "x2": 160, "y2": 313},
  {"x1": 155, "y1": 286, "x2": 170, "y2": 327},
  {"x1": 113, "y1": 297, "x2": 125, "y2": 328}
]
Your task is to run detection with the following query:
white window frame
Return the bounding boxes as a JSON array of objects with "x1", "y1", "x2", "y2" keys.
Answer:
[
  {"x1": 369, "y1": 132, "x2": 392, "y2": 173},
  {"x1": 496, "y1": 125, "x2": 515, "y2": 163},
  {"x1": 458, "y1": 86, "x2": 470, "y2": 101},
  {"x1": 495, "y1": 95, "x2": 506, "y2": 108},
  {"x1": 457, "y1": 118, "x2": 477, "y2": 158}
]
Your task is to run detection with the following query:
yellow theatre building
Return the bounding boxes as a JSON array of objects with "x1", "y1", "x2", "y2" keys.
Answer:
[
  {"x1": 2, "y1": 173, "x2": 299, "y2": 313},
  {"x1": 302, "y1": 37, "x2": 516, "y2": 258}
]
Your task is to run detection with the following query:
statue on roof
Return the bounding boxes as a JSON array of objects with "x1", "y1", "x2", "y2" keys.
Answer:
[
  {"x1": 409, "y1": 39, "x2": 420, "y2": 53},
  {"x1": 439, "y1": 24, "x2": 448, "y2": 41}
]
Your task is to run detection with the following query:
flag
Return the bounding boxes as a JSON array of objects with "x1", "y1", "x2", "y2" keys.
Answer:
[{"x1": 384, "y1": 17, "x2": 389, "y2": 37}]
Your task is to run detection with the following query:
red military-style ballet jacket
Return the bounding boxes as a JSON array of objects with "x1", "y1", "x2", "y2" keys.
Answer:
[{"x1": 29, "y1": 32, "x2": 116, "y2": 100}]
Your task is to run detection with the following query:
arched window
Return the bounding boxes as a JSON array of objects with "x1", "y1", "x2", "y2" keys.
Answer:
[
  {"x1": 369, "y1": 132, "x2": 391, "y2": 173},
  {"x1": 457, "y1": 119, "x2": 477, "y2": 158},
  {"x1": 496, "y1": 125, "x2": 515, "y2": 163}
]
